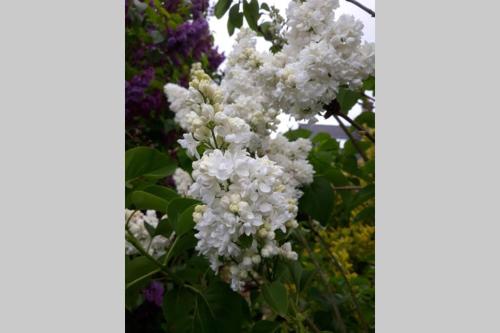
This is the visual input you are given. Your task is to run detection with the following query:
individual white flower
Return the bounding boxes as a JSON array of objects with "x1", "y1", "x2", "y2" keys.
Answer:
[
  {"x1": 178, "y1": 133, "x2": 200, "y2": 159},
  {"x1": 173, "y1": 168, "x2": 193, "y2": 197}
]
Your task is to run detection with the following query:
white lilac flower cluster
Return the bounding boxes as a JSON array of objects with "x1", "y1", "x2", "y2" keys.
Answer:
[
  {"x1": 189, "y1": 149, "x2": 300, "y2": 290},
  {"x1": 165, "y1": 64, "x2": 253, "y2": 159},
  {"x1": 125, "y1": 209, "x2": 171, "y2": 258},
  {"x1": 220, "y1": 29, "x2": 280, "y2": 136},
  {"x1": 163, "y1": 0, "x2": 373, "y2": 290},
  {"x1": 256, "y1": 0, "x2": 374, "y2": 120},
  {"x1": 165, "y1": 65, "x2": 309, "y2": 291}
]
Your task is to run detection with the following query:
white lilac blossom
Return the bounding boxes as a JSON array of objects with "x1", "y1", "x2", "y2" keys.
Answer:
[
  {"x1": 125, "y1": 209, "x2": 171, "y2": 258},
  {"x1": 162, "y1": 0, "x2": 373, "y2": 291},
  {"x1": 221, "y1": 29, "x2": 280, "y2": 136},
  {"x1": 260, "y1": 134, "x2": 315, "y2": 190},
  {"x1": 189, "y1": 148, "x2": 299, "y2": 291},
  {"x1": 254, "y1": 0, "x2": 374, "y2": 120},
  {"x1": 173, "y1": 168, "x2": 193, "y2": 197},
  {"x1": 165, "y1": 63, "x2": 253, "y2": 157},
  {"x1": 165, "y1": 67, "x2": 310, "y2": 291},
  {"x1": 165, "y1": 66, "x2": 307, "y2": 290}
]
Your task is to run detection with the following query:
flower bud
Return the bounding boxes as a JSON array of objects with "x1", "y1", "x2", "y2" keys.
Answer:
[
  {"x1": 193, "y1": 212, "x2": 202, "y2": 223},
  {"x1": 239, "y1": 270, "x2": 248, "y2": 279},
  {"x1": 285, "y1": 219, "x2": 299, "y2": 229},
  {"x1": 229, "y1": 265, "x2": 239, "y2": 275},
  {"x1": 229, "y1": 203, "x2": 239, "y2": 213},
  {"x1": 242, "y1": 256, "x2": 253, "y2": 266}
]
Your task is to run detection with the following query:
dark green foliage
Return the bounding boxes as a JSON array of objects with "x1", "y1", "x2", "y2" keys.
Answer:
[
  {"x1": 299, "y1": 176, "x2": 335, "y2": 225},
  {"x1": 215, "y1": 0, "x2": 233, "y2": 19}
]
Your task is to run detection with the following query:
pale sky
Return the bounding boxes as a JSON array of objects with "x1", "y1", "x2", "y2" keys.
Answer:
[{"x1": 208, "y1": 0, "x2": 375, "y2": 132}]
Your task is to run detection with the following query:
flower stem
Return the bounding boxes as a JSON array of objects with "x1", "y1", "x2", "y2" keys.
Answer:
[
  {"x1": 332, "y1": 113, "x2": 368, "y2": 162},
  {"x1": 345, "y1": 0, "x2": 375, "y2": 17},
  {"x1": 337, "y1": 112, "x2": 375, "y2": 143},
  {"x1": 296, "y1": 228, "x2": 347, "y2": 333},
  {"x1": 210, "y1": 128, "x2": 219, "y2": 149}
]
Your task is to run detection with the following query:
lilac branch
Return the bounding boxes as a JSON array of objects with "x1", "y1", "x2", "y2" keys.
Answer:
[{"x1": 345, "y1": 0, "x2": 375, "y2": 17}]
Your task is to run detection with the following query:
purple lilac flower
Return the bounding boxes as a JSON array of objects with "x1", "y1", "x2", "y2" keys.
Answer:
[
  {"x1": 164, "y1": 0, "x2": 182, "y2": 12},
  {"x1": 190, "y1": 0, "x2": 209, "y2": 19},
  {"x1": 142, "y1": 280, "x2": 164, "y2": 307},
  {"x1": 166, "y1": 18, "x2": 224, "y2": 66},
  {"x1": 125, "y1": 0, "x2": 224, "y2": 149},
  {"x1": 126, "y1": 68, "x2": 165, "y2": 121}
]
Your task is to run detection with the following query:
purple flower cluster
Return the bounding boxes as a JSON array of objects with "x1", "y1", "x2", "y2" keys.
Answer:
[
  {"x1": 125, "y1": 0, "x2": 224, "y2": 149},
  {"x1": 142, "y1": 280, "x2": 164, "y2": 307},
  {"x1": 126, "y1": 68, "x2": 160, "y2": 120},
  {"x1": 167, "y1": 18, "x2": 225, "y2": 70},
  {"x1": 190, "y1": 0, "x2": 210, "y2": 19}
]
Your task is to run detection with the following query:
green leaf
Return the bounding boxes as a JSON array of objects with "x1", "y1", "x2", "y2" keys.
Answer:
[
  {"x1": 143, "y1": 185, "x2": 179, "y2": 202},
  {"x1": 239, "y1": 234, "x2": 253, "y2": 248},
  {"x1": 317, "y1": 137, "x2": 340, "y2": 153},
  {"x1": 177, "y1": 148, "x2": 193, "y2": 173},
  {"x1": 191, "y1": 294, "x2": 217, "y2": 333},
  {"x1": 125, "y1": 147, "x2": 176, "y2": 187},
  {"x1": 167, "y1": 198, "x2": 201, "y2": 235},
  {"x1": 128, "y1": 185, "x2": 178, "y2": 215},
  {"x1": 299, "y1": 176, "x2": 334, "y2": 225},
  {"x1": 243, "y1": 0, "x2": 260, "y2": 31},
  {"x1": 309, "y1": 150, "x2": 334, "y2": 174},
  {"x1": 167, "y1": 230, "x2": 197, "y2": 259},
  {"x1": 344, "y1": 139, "x2": 371, "y2": 159},
  {"x1": 261, "y1": 281, "x2": 289, "y2": 317},
  {"x1": 283, "y1": 128, "x2": 311, "y2": 141},
  {"x1": 125, "y1": 256, "x2": 159, "y2": 288},
  {"x1": 130, "y1": 190, "x2": 169, "y2": 213},
  {"x1": 312, "y1": 132, "x2": 332, "y2": 144},
  {"x1": 354, "y1": 111, "x2": 375, "y2": 129},
  {"x1": 350, "y1": 184, "x2": 375, "y2": 209},
  {"x1": 164, "y1": 287, "x2": 217, "y2": 333},
  {"x1": 341, "y1": 154, "x2": 360, "y2": 177},
  {"x1": 299, "y1": 269, "x2": 316, "y2": 293},
  {"x1": 214, "y1": 0, "x2": 233, "y2": 19},
  {"x1": 323, "y1": 168, "x2": 350, "y2": 187},
  {"x1": 260, "y1": 3, "x2": 270, "y2": 11},
  {"x1": 204, "y1": 280, "x2": 249, "y2": 333},
  {"x1": 361, "y1": 158, "x2": 375, "y2": 180},
  {"x1": 228, "y1": 4, "x2": 243, "y2": 36},
  {"x1": 125, "y1": 255, "x2": 157, "y2": 311},
  {"x1": 163, "y1": 288, "x2": 196, "y2": 332},
  {"x1": 252, "y1": 320, "x2": 280, "y2": 333},
  {"x1": 363, "y1": 76, "x2": 375, "y2": 92},
  {"x1": 353, "y1": 205, "x2": 375, "y2": 223},
  {"x1": 143, "y1": 222, "x2": 156, "y2": 237},
  {"x1": 336, "y1": 87, "x2": 361, "y2": 113},
  {"x1": 175, "y1": 205, "x2": 197, "y2": 236},
  {"x1": 287, "y1": 261, "x2": 303, "y2": 291},
  {"x1": 155, "y1": 217, "x2": 173, "y2": 237},
  {"x1": 164, "y1": 280, "x2": 248, "y2": 333},
  {"x1": 175, "y1": 256, "x2": 210, "y2": 284}
]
